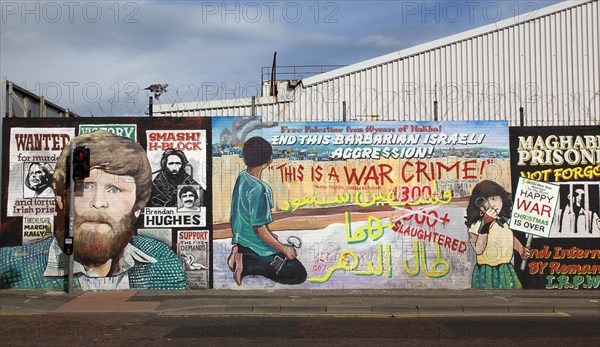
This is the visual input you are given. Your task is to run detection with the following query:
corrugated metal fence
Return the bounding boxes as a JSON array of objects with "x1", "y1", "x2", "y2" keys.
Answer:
[{"x1": 155, "y1": 0, "x2": 599, "y2": 126}]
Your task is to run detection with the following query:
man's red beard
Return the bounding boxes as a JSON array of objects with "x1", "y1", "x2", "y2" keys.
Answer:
[{"x1": 73, "y1": 211, "x2": 136, "y2": 268}]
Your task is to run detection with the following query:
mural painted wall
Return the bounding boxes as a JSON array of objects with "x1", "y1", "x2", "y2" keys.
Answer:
[
  {"x1": 510, "y1": 126, "x2": 600, "y2": 290},
  {"x1": 1, "y1": 118, "x2": 212, "y2": 290},
  {"x1": 2, "y1": 117, "x2": 595, "y2": 291},
  {"x1": 212, "y1": 118, "x2": 518, "y2": 289}
]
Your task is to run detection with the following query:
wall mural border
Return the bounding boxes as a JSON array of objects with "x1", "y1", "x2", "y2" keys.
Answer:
[{"x1": 2, "y1": 118, "x2": 597, "y2": 290}]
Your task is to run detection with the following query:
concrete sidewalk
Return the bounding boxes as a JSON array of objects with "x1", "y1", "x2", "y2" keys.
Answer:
[{"x1": 1, "y1": 289, "x2": 599, "y2": 316}]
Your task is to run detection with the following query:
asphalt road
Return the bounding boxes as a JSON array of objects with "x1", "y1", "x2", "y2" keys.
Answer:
[{"x1": 2, "y1": 312, "x2": 599, "y2": 346}]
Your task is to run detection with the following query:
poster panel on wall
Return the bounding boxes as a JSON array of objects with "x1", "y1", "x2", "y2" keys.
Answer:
[
  {"x1": 212, "y1": 117, "x2": 515, "y2": 290},
  {"x1": 2, "y1": 118, "x2": 212, "y2": 291},
  {"x1": 6, "y1": 127, "x2": 75, "y2": 217},
  {"x1": 509, "y1": 177, "x2": 559, "y2": 238},
  {"x1": 137, "y1": 228, "x2": 173, "y2": 246},
  {"x1": 79, "y1": 124, "x2": 137, "y2": 141},
  {"x1": 178, "y1": 230, "x2": 209, "y2": 289},
  {"x1": 510, "y1": 126, "x2": 600, "y2": 290},
  {"x1": 144, "y1": 129, "x2": 207, "y2": 228}
]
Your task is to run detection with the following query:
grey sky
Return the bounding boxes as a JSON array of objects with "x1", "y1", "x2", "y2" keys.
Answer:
[{"x1": 1, "y1": 0, "x2": 561, "y2": 117}]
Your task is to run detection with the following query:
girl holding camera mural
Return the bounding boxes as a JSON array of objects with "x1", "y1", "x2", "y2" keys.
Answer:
[{"x1": 465, "y1": 180, "x2": 530, "y2": 289}]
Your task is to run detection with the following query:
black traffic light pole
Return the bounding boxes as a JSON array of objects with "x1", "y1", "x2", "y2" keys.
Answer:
[
  {"x1": 67, "y1": 143, "x2": 75, "y2": 294},
  {"x1": 66, "y1": 145, "x2": 91, "y2": 293}
]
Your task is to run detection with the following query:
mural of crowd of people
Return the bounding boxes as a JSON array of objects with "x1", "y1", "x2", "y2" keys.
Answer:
[{"x1": 1, "y1": 118, "x2": 598, "y2": 290}]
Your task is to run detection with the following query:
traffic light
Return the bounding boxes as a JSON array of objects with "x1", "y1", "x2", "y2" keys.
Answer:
[{"x1": 72, "y1": 146, "x2": 90, "y2": 180}]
